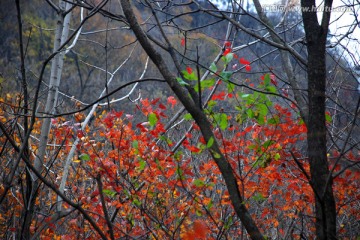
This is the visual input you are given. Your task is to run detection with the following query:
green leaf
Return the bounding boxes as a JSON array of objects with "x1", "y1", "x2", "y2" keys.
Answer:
[
  {"x1": 176, "y1": 167, "x2": 184, "y2": 180},
  {"x1": 182, "y1": 70, "x2": 197, "y2": 81},
  {"x1": 268, "y1": 116, "x2": 280, "y2": 125},
  {"x1": 274, "y1": 153, "x2": 281, "y2": 160},
  {"x1": 207, "y1": 100, "x2": 217, "y2": 108},
  {"x1": 325, "y1": 113, "x2": 332, "y2": 123},
  {"x1": 193, "y1": 179, "x2": 205, "y2": 187},
  {"x1": 79, "y1": 153, "x2": 90, "y2": 161},
  {"x1": 174, "y1": 151, "x2": 183, "y2": 161},
  {"x1": 227, "y1": 82, "x2": 235, "y2": 93},
  {"x1": 199, "y1": 142, "x2": 207, "y2": 150},
  {"x1": 235, "y1": 113, "x2": 243, "y2": 124},
  {"x1": 138, "y1": 159, "x2": 146, "y2": 171},
  {"x1": 219, "y1": 113, "x2": 228, "y2": 130},
  {"x1": 202, "y1": 79, "x2": 215, "y2": 88},
  {"x1": 263, "y1": 139, "x2": 275, "y2": 149},
  {"x1": 257, "y1": 115, "x2": 265, "y2": 125},
  {"x1": 196, "y1": 209, "x2": 203, "y2": 216},
  {"x1": 133, "y1": 198, "x2": 141, "y2": 207},
  {"x1": 266, "y1": 85, "x2": 277, "y2": 93},
  {"x1": 206, "y1": 200, "x2": 213, "y2": 210},
  {"x1": 235, "y1": 105, "x2": 242, "y2": 111},
  {"x1": 246, "y1": 95, "x2": 256, "y2": 105},
  {"x1": 209, "y1": 62, "x2": 217, "y2": 73},
  {"x1": 224, "y1": 53, "x2": 234, "y2": 64},
  {"x1": 132, "y1": 140, "x2": 139, "y2": 149},
  {"x1": 207, "y1": 137, "x2": 215, "y2": 148},
  {"x1": 264, "y1": 74, "x2": 271, "y2": 86},
  {"x1": 184, "y1": 113, "x2": 193, "y2": 120},
  {"x1": 248, "y1": 144, "x2": 257, "y2": 150},
  {"x1": 123, "y1": 189, "x2": 130, "y2": 198},
  {"x1": 214, "y1": 113, "x2": 228, "y2": 130},
  {"x1": 103, "y1": 189, "x2": 116, "y2": 197},
  {"x1": 257, "y1": 103, "x2": 268, "y2": 116},
  {"x1": 252, "y1": 192, "x2": 266, "y2": 202},
  {"x1": 176, "y1": 77, "x2": 189, "y2": 86},
  {"x1": 220, "y1": 71, "x2": 233, "y2": 81},
  {"x1": 211, "y1": 149, "x2": 221, "y2": 159},
  {"x1": 224, "y1": 216, "x2": 233, "y2": 230},
  {"x1": 246, "y1": 109, "x2": 254, "y2": 118},
  {"x1": 148, "y1": 112, "x2": 158, "y2": 127},
  {"x1": 194, "y1": 79, "x2": 215, "y2": 92}
]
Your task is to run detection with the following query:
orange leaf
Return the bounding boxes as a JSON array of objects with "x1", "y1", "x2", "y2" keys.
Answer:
[{"x1": 193, "y1": 220, "x2": 208, "y2": 239}]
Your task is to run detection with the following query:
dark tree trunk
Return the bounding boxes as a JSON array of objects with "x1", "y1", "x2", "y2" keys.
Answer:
[
  {"x1": 301, "y1": 0, "x2": 337, "y2": 239},
  {"x1": 120, "y1": 1, "x2": 264, "y2": 239}
]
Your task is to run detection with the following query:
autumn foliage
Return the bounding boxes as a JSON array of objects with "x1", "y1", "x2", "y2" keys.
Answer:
[
  {"x1": 0, "y1": 1, "x2": 359, "y2": 238},
  {"x1": 1, "y1": 74, "x2": 359, "y2": 239}
]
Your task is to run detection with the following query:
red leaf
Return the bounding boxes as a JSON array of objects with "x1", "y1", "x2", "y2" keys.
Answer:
[
  {"x1": 239, "y1": 58, "x2": 250, "y2": 65},
  {"x1": 136, "y1": 123, "x2": 148, "y2": 132},
  {"x1": 114, "y1": 111, "x2": 123, "y2": 118},
  {"x1": 223, "y1": 48, "x2": 231, "y2": 56},
  {"x1": 224, "y1": 41, "x2": 231, "y2": 47},
  {"x1": 141, "y1": 98, "x2": 151, "y2": 107},
  {"x1": 186, "y1": 66, "x2": 193, "y2": 74},
  {"x1": 190, "y1": 146, "x2": 201, "y2": 153},
  {"x1": 159, "y1": 103, "x2": 166, "y2": 110},
  {"x1": 245, "y1": 65, "x2": 251, "y2": 72},
  {"x1": 77, "y1": 130, "x2": 84, "y2": 138},
  {"x1": 151, "y1": 98, "x2": 160, "y2": 105},
  {"x1": 193, "y1": 220, "x2": 208, "y2": 239},
  {"x1": 270, "y1": 74, "x2": 278, "y2": 85},
  {"x1": 211, "y1": 91, "x2": 226, "y2": 100},
  {"x1": 167, "y1": 96, "x2": 177, "y2": 108},
  {"x1": 181, "y1": 38, "x2": 185, "y2": 46}
]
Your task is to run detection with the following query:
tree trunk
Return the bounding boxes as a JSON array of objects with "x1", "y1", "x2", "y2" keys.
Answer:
[
  {"x1": 120, "y1": 0, "x2": 264, "y2": 239},
  {"x1": 35, "y1": 0, "x2": 72, "y2": 175},
  {"x1": 301, "y1": 0, "x2": 337, "y2": 239},
  {"x1": 21, "y1": 1, "x2": 72, "y2": 239}
]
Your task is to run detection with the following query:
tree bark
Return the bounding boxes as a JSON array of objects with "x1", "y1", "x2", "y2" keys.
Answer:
[{"x1": 301, "y1": 0, "x2": 337, "y2": 239}]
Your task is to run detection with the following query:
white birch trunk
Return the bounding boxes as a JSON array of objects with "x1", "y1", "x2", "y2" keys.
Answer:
[{"x1": 34, "y1": 1, "x2": 72, "y2": 174}]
